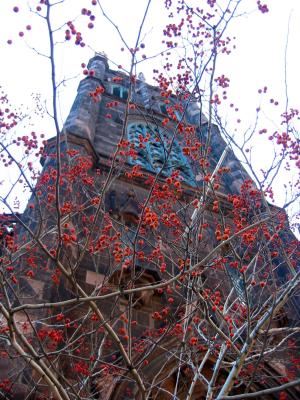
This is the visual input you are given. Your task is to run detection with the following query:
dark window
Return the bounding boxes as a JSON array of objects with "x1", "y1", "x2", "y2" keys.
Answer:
[
  {"x1": 159, "y1": 103, "x2": 168, "y2": 114},
  {"x1": 112, "y1": 85, "x2": 128, "y2": 100},
  {"x1": 226, "y1": 263, "x2": 245, "y2": 303}
]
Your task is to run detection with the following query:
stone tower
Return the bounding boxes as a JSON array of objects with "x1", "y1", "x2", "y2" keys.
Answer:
[{"x1": 0, "y1": 53, "x2": 299, "y2": 399}]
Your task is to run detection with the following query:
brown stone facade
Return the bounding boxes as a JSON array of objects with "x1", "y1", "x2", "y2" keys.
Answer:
[{"x1": 0, "y1": 54, "x2": 298, "y2": 399}]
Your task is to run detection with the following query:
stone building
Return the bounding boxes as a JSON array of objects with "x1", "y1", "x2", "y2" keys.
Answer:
[{"x1": 0, "y1": 53, "x2": 299, "y2": 399}]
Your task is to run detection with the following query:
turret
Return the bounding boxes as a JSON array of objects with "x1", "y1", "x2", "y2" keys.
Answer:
[{"x1": 63, "y1": 53, "x2": 108, "y2": 142}]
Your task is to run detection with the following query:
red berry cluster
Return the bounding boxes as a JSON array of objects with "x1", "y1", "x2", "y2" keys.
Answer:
[{"x1": 65, "y1": 21, "x2": 85, "y2": 47}]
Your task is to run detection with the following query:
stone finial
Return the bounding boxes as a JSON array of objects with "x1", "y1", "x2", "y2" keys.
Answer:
[
  {"x1": 138, "y1": 72, "x2": 146, "y2": 82},
  {"x1": 95, "y1": 51, "x2": 108, "y2": 58},
  {"x1": 87, "y1": 53, "x2": 109, "y2": 79}
]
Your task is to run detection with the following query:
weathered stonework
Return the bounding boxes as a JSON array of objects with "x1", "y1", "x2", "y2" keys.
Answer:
[{"x1": 0, "y1": 53, "x2": 298, "y2": 400}]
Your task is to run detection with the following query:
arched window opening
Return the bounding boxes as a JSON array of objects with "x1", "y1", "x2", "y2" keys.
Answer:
[
  {"x1": 221, "y1": 245, "x2": 246, "y2": 303},
  {"x1": 226, "y1": 264, "x2": 245, "y2": 303},
  {"x1": 127, "y1": 123, "x2": 152, "y2": 170},
  {"x1": 127, "y1": 123, "x2": 195, "y2": 186}
]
